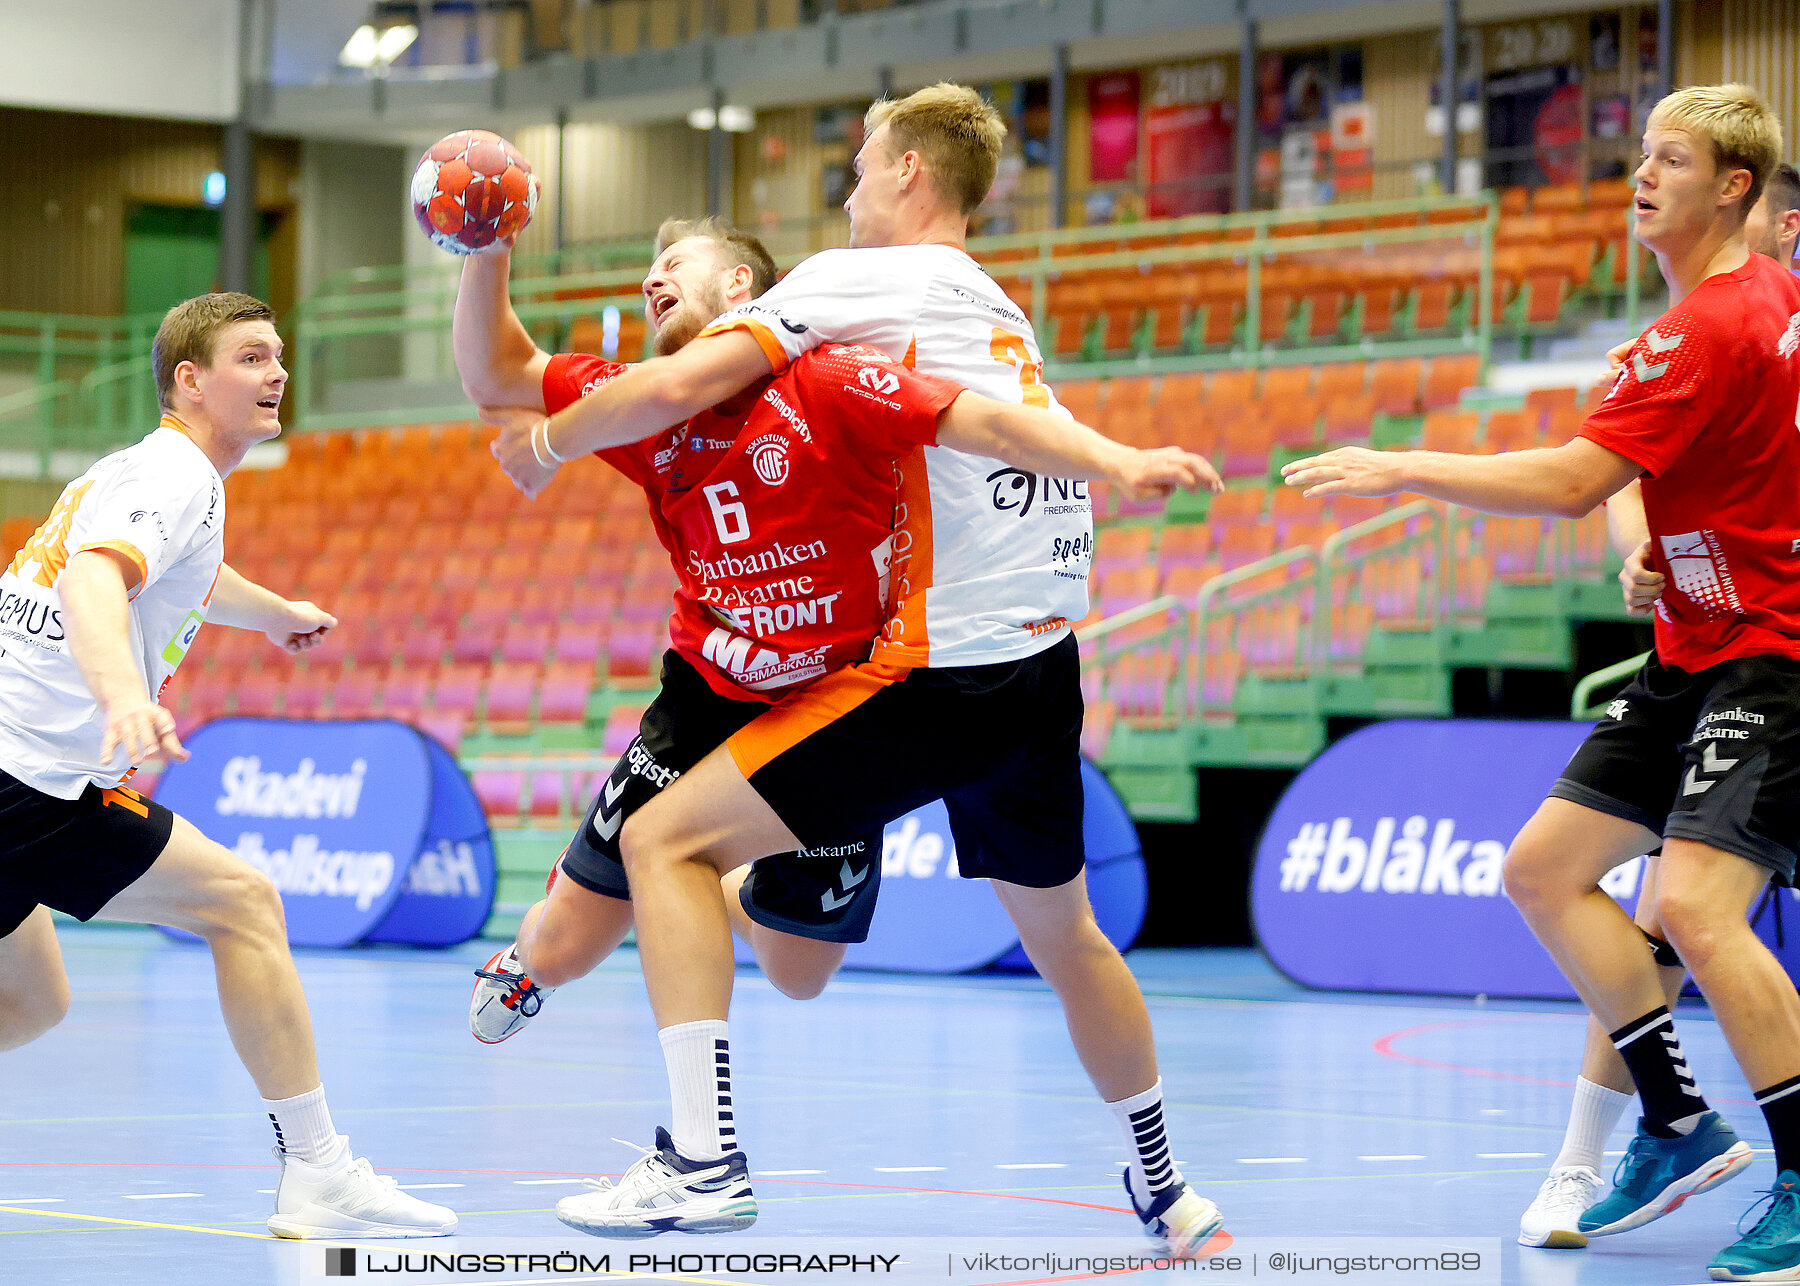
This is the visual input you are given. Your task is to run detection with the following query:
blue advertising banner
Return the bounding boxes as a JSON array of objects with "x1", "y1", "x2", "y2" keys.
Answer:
[
  {"x1": 733, "y1": 758, "x2": 1147, "y2": 974},
  {"x1": 154, "y1": 719, "x2": 493, "y2": 949},
  {"x1": 363, "y1": 733, "x2": 497, "y2": 947},
  {"x1": 1251, "y1": 719, "x2": 1640, "y2": 999}
]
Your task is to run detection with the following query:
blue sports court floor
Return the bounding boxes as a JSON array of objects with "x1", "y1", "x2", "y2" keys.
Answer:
[{"x1": 0, "y1": 927, "x2": 1773, "y2": 1285}]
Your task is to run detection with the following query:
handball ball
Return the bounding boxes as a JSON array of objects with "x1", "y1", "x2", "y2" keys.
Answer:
[{"x1": 411, "y1": 130, "x2": 538, "y2": 254}]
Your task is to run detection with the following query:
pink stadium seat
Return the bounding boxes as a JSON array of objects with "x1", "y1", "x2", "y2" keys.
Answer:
[
  {"x1": 538, "y1": 664, "x2": 595, "y2": 725},
  {"x1": 484, "y1": 666, "x2": 539, "y2": 728},
  {"x1": 551, "y1": 621, "x2": 605, "y2": 666},
  {"x1": 472, "y1": 770, "x2": 526, "y2": 825},
  {"x1": 415, "y1": 710, "x2": 469, "y2": 753},
  {"x1": 528, "y1": 770, "x2": 565, "y2": 820}
]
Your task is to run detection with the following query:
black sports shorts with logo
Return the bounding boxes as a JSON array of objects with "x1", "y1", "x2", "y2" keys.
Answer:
[
  {"x1": 560, "y1": 650, "x2": 883, "y2": 943},
  {"x1": 724, "y1": 633, "x2": 1087, "y2": 890},
  {"x1": 1550, "y1": 653, "x2": 1800, "y2": 885},
  {"x1": 0, "y1": 768, "x2": 174, "y2": 937}
]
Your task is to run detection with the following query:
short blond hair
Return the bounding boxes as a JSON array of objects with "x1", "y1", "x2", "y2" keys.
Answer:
[
  {"x1": 865, "y1": 83, "x2": 1005, "y2": 215},
  {"x1": 654, "y1": 216, "x2": 776, "y2": 297},
  {"x1": 1647, "y1": 83, "x2": 1784, "y2": 216},
  {"x1": 152, "y1": 292, "x2": 275, "y2": 412}
]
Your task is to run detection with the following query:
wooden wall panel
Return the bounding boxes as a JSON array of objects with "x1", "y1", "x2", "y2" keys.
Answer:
[
  {"x1": 1719, "y1": 0, "x2": 1800, "y2": 160},
  {"x1": 0, "y1": 106, "x2": 297, "y2": 317},
  {"x1": 511, "y1": 119, "x2": 710, "y2": 255}
]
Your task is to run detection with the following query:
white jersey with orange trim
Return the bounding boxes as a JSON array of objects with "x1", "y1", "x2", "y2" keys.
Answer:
[
  {"x1": 0, "y1": 419, "x2": 224, "y2": 798},
  {"x1": 699, "y1": 243, "x2": 1092, "y2": 669}
]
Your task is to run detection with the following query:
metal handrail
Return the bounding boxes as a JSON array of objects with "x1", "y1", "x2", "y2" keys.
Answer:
[
  {"x1": 1312, "y1": 499, "x2": 1444, "y2": 667},
  {"x1": 1571, "y1": 650, "x2": 1651, "y2": 719}
]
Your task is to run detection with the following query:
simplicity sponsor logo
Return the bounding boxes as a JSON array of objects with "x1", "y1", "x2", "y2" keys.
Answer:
[
  {"x1": 1277, "y1": 816, "x2": 1508, "y2": 896},
  {"x1": 216, "y1": 756, "x2": 367, "y2": 820},
  {"x1": 762, "y1": 386, "x2": 813, "y2": 442}
]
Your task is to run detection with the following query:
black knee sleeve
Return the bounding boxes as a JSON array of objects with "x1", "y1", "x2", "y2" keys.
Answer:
[{"x1": 1643, "y1": 927, "x2": 1682, "y2": 969}]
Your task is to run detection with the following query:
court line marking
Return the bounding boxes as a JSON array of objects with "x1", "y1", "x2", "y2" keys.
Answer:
[
  {"x1": 0, "y1": 1198, "x2": 61, "y2": 1203},
  {"x1": 1372, "y1": 1017, "x2": 1760, "y2": 1106},
  {"x1": 0, "y1": 1204, "x2": 272, "y2": 1239}
]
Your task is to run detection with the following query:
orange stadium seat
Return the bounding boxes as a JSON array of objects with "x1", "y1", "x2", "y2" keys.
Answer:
[
  {"x1": 1369, "y1": 359, "x2": 1424, "y2": 416},
  {"x1": 1422, "y1": 354, "x2": 1481, "y2": 412}
]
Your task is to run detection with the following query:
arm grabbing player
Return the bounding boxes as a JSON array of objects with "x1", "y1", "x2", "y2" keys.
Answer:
[{"x1": 487, "y1": 386, "x2": 1220, "y2": 502}]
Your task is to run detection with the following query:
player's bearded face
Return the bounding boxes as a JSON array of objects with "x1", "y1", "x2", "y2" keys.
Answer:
[{"x1": 646, "y1": 241, "x2": 732, "y2": 356}]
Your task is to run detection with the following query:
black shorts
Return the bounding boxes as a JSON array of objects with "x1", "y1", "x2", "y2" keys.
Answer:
[
  {"x1": 561, "y1": 651, "x2": 883, "y2": 944},
  {"x1": 725, "y1": 633, "x2": 1087, "y2": 890},
  {"x1": 1550, "y1": 653, "x2": 1800, "y2": 885},
  {"x1": 0, "y1": 769, "x2": 174, "y2": 938}
]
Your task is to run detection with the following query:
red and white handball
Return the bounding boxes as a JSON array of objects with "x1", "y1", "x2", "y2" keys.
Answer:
[{"x1": 411, "y1": 129, "x2": 538, "y2": 255}]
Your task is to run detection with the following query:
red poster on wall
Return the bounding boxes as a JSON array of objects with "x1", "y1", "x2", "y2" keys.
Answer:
[
  {"x1": 1147, "y1": 99, "x2": 1235, "y2": 216},
  {"x1": 1088, "y1": 72, "x2": 1140, "y2": 183}
]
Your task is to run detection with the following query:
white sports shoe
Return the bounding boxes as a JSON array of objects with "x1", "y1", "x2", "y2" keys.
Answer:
[
  {"x1": 556, "y1": 1129, "x2": 757, "y2": 1239},
  {"x1": 470, "y1": 944, "x2": 556, "y2": 1044},
  {"x1": 267, "y1": 1139, "x2": 458, "y2": 1239},
  {"x1": 1124, "y1": 1169, "x2": 1227, "y2": 1259},
  {"x1": 1519, "y1": 1164, "x2": 1604, "y2": 1249}
]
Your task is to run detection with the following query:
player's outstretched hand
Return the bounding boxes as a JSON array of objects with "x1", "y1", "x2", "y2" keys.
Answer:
[
  {"x1": 270, "y1": 600, "x2": 338, "y2": 654},
  {"x1": 1620, "y1": 539, "x2": 1665, "y2": 617},
  {"x1": 1116, "y1": 447, "x2": 1223, "y2": 500},
  {"x1": 1281, "y1": 447, "x2": 1405, "y2": 499},
  {"x1": 484, "y1": 405, "x2": 559, "y2": 499},
  {"x1": 100, "y1": 697, "x2": 188, "y2": 767}
]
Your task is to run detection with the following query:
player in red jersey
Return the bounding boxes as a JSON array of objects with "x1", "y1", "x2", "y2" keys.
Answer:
[
  {"x1": 456, "y1": 216, "x2": 1210, "y2": 1110},
  {"x1": 1519, "y1": 157, "x2": 1800, "y2": 1251},
  {"x1": 1285, "y1": 85, "x2": 1800, "y2": 1281}
]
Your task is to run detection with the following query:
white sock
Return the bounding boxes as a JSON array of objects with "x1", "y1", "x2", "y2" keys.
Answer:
[
  {"x1": 1108, "y1": 1078, "x2": 1184, "y2": 1200},
  {"x1": 660, "y1": 1020, "x2": 735, "y2": 1161},
  {"x1": 1552, "y1": 1076, "x2": 1632, "y2": 1171},
  {"x1": 264, "y1": 1084, "x2": 347, "y2": 1168}
]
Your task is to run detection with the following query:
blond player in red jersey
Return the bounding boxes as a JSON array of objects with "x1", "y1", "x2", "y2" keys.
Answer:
[
  {"x1": 0, "y1": 293, "x2": 455, "y2": 1239},
  {"x1": 1519, "y1": 160, "x2": 1800, "y2": 1252},
  {"x1": 487, "y1": 86, "x2": 1229, "y2": 1255},
  {"x1": 1286, "y1": 86, "x2": 1800, "y2": 1282}
]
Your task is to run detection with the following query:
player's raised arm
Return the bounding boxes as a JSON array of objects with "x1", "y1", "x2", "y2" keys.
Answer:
[
  {"x1": 56, "y1": 549, "x2": 186, "y2": 766},
  {"x1": 453, "y1": 245, "x2": 550, "y2": 411},
  {"x1": 541, "y1": 328, "x2": 774, "y2": 456},
  {"x1": 207, "y1": 563, "x2": 337, "y2": 654},
  {"x1": 936, "y1": 391, "x2": 1222, "y2": 500},
  {"x1": 1280, "y1": 437, "x2": 1642, "y2": 518}
]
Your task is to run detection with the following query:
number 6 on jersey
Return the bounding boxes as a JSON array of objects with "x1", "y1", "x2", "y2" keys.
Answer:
[{"x1": 704, "y1": 481, "x2": 752, "y2": 545}]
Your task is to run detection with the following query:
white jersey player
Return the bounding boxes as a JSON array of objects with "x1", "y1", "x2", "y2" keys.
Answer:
[{"x1": 0, "y1": 292, "x2": 456, "y2": 1240}]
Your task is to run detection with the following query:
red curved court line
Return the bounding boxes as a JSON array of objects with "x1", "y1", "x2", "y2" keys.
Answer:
[
  {"x1": 1372, "y1": 1018, "x2": 1756, "y2": 1106},
  {"x1": 1372, "y1": 1019, "x2": 1578, "y2": 1087},
  {"x1": 0, "y1": 1162, "x2": 1128, "y2": 1213}
]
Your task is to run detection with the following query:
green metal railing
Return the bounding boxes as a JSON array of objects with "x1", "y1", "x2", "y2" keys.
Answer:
[
  {"x1": 1572, "y1": 650, "x2": 1651, "y2": 719},
  {"x1": 0, "y1": 190, "x2": 1501, "y2": 470}
]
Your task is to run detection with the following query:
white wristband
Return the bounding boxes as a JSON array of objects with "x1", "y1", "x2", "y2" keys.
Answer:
[{"x1": 531, "y1": 417, "x2": 567, "y2": 468}]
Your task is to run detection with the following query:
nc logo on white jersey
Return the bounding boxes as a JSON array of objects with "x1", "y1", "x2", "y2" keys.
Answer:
[{"x1": 857, "y1": 366, "x2": 900, "y2": 396}]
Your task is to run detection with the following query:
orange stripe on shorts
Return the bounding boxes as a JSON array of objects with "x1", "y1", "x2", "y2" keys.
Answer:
[{"x1": 727, "y1": 660, "x2": 910, "y2": 780}]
